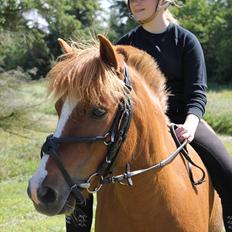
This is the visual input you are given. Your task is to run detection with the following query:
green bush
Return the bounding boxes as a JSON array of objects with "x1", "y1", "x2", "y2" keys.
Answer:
[
  {"x1": 0, "y1": 30, "x2": 51, "y2": 78},
  {"x1": 0, "y1": 32, "x2": 28, "y2": 70}
]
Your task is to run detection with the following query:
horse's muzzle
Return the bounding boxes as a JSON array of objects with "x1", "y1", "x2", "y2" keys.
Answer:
[{"x1": 27, "y1": 179, "x2": 74, "y2": 216}]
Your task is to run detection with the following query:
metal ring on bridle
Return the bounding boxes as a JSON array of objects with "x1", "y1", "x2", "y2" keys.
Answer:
[
  {"x1": 103, "y1": 132, "x2": 113, "y2": 146},
  {"x1": 86, "y1": 173, "x2": 103, "y2": 194}
]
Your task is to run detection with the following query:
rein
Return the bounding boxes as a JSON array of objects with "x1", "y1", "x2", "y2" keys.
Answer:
[
  {"x1": 41, "y1": 65, "x2": 205, "y2": 206},
  {"x1": 101, "y1": 124, "x2": 206, "y2": 187}
]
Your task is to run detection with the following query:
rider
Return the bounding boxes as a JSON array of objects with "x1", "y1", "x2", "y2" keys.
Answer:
[{"x1": 66, "y1": 0, "x2": 232, "y2": 231}]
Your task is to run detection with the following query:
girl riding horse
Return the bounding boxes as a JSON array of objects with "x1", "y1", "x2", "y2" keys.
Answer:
[{"x1": 28, "y1": 34, "x2": 223, "y2": 232}]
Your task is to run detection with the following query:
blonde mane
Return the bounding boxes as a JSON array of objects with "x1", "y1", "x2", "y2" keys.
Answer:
[
  {"x1": 116, "y1": 45, "x2": 168, "y2": 112},
  {"x1": 47, "y1": 40, "x2": 168, "y2": 112},
  {"x1": 47, "y1": 42, "x2": 127, "y2": 105}
]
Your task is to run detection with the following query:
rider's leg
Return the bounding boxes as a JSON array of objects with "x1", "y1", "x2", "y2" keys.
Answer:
[
  {"x1": 190, "y1": 120, "x2": 232, "y2": 232},
  {"x1": 66, "y1": 194, "x2": 93, "y2": 232}
]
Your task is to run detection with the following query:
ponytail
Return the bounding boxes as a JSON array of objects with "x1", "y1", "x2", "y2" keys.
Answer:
[{"x1": 165, "y1": 9, "x2": 179, "y2": 24}]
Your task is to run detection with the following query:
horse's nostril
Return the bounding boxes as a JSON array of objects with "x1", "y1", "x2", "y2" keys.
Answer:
[{"x1": 37, "y1": 186, "x2": 57, "y2": 204}]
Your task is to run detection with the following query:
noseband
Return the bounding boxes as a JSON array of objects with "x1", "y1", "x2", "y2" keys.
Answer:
[{"x1": 41, "y1": 65, "x2": 132, "y2": 205}]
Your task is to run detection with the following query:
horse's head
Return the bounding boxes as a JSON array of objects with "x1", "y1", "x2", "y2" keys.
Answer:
[{"x1": 27, "y1": 35, "x2": 134, "y2": 215}]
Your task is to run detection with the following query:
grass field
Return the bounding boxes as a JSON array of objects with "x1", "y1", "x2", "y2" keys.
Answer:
[
  {"x1": 205, "y1": 84, "x2": 232, "y2": 136},
  {"x1": 0, "y1": 79, "x2": 231, "y2": 231}
]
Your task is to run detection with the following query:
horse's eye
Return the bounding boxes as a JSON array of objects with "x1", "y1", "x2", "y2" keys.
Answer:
[{"x1": 90, "y1": 108, "x2": 107, "y2": 119}]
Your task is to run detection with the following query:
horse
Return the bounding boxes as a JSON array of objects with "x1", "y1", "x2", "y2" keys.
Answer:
[{"x1": 27, "y1": 35, "x2": 223, "y2": 232}]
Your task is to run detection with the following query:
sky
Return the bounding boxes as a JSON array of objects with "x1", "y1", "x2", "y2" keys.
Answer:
[{"x1": 101, "y1": 0, "x2": 111, "y2": 10}]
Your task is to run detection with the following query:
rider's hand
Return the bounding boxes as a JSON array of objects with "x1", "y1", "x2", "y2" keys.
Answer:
[{"x1": 175, "y1": 114, "x2": 199, "y2": 143}]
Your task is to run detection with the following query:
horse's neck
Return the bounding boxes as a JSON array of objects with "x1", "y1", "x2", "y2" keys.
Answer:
[
  {"x1": 128, "y1": 77, "x2": 174, "y2": 166},
  {"x1": 96, "y1": 141, "x2": 181, "y2": 230},
  {"x1": 105, "y1": 77, "x2": 178, "y2": 205},
  {"x1": 96, "y1": 83, "x2": 187, "y2": 230}
]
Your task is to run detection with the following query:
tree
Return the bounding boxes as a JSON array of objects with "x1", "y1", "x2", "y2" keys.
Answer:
[
  {"x1": 0, "y1": 0, "x2": 30, "y2": 31},
  {"x1": 0, "y1": 0, "x2": 102, "y2": 78},
  {"x1": 172, "y1": 0, "x2": 232, "y2": 83},
  {"x1": 211, "y1": 0, "x2": 232, "y2": 83},
  {"x1": 107, "y1": 0, "x2": 137, "y2": 42}
]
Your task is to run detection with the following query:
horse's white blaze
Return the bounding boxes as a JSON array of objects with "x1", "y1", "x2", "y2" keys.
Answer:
[
  {"x1": 30, "y1": 154, "x2": 49, "y2": 204},
  {"x1": 54, "y1": 98, "x2": 77, "y2": 138},
  {"x1": 30, "y1": 98, "x2": 77, "y2": 204}
]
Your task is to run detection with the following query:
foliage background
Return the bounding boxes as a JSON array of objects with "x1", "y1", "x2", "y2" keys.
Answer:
[
  {"x1": 0, "y1": 0, "x2": 103, "y2": 78},
  {"x1": 0, "y1": 0, "x2": 231, "y2": 83},
  {"x1": 0, "y1": 0, "x2": 231, "y2": 231}
]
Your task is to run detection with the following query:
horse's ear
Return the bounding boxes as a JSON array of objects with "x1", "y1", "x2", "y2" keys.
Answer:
[
  {"x1": 98, "y1": 35, "x2": 119, "y2": 70},
  {"x1": 57, "y1": 38, "x2": 73, "y2": 54}
]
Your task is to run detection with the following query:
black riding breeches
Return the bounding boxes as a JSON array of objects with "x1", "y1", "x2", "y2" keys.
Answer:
[
  {"x1": 170, "y1": 113, "x2": 232, "y2": 206},
  {"x1": 190, "y1": 120, "x2": 232, "y2": 205},
  {"x1": 66, "y1": 194, "x2": 93, "y2": 232}
]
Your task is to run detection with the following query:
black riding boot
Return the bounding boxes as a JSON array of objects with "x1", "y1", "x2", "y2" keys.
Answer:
[
  {"x1": 222, "y1": 201, "x2": 232, "y2": 232},
  {"x1": 66, "y1": 194, "x2": 93, "y2": 232}
]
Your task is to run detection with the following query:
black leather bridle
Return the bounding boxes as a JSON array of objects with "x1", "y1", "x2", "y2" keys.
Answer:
[
  {"x1": 40, "y1": 64, "x2": 206, "y2": 206},
  {"x1": 41, "y1": 65, "x2": 133, "y2": 205}
]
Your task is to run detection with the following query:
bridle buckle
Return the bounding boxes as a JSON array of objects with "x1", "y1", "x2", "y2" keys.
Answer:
[{"x1": 103, "y1": 132, "x2": 113, "y2": 146}]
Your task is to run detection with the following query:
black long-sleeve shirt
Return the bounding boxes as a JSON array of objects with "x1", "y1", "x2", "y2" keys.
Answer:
[{"x1": 116, "y1": 23, "x2": 207, "y2": 119}]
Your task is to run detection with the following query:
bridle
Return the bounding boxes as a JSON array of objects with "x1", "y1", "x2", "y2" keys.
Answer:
[
  {"x1": 41, "y1": 64, "x2": 205, "y2": 206},
  {"x1": 41, "y1": 65, "x2": 133, "y2": 205}
]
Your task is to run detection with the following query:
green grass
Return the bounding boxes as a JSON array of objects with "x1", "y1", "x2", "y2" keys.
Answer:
[
  {"x1": 0, "y1": 80, "x2": 64, "y2": 231},
  {"x1": 205, "y1": 84, "x2": 232, "y2": 135},
  {"x1": 0, "y1": 177, "x2": 65, "y2": 232},
  {"x1": 0, "y1": 80, "x2": 231, "y2": 231},
  {"x1": 0, "y1": 79, "x2": 95, "y2": 231},
  {"x1": 219, "y1": 135, "x2": 232, "y2": 154}
]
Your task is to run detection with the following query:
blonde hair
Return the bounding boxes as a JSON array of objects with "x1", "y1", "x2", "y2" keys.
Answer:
[
  {"x1": 165, "y1": 9, "x2": 178, "y2": 24},
  {"x1": 164, "y1": 0, "x2": 179, "y2": 24}
]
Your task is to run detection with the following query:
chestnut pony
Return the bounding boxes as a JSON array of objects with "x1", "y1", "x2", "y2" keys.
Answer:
[{"x1": 28, "y1": 35, "x2": 222, "y2": 232}]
